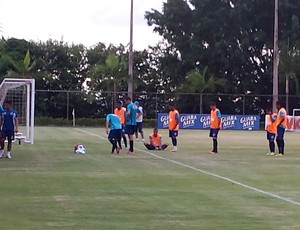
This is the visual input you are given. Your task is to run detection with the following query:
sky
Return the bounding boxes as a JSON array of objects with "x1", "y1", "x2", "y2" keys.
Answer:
[{"x1": 0, "y1": 0, "x2": 165, "y2": 50}]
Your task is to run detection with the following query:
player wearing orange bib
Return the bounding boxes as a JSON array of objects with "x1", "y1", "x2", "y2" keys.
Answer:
[
  {"x1": 114, "y1": 100, "x2": 127, "y2": 150},
  {"x1": 265, "y1": 108, "x2": 277, "y2": 156},
  {"x1": 144, "y1": 128, "x2": 168, "y2": 150},
  {"x1": 168, "y1": 102, "x2": 179, "y2": 152},
  {"x1": 275, "y1": 101, "x2": 287, "y2": 156},
  {"x1": 209, "y1": 102, "x2": 221, "y2": 154}
]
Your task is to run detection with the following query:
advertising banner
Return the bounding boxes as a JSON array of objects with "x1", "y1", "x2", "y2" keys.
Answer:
[
  {"x1": 266, "y1": 115, "x2": 300, "y2": 131},
  {"x1": 157, "y1": 113, "x2": 260, "y2": 130}
]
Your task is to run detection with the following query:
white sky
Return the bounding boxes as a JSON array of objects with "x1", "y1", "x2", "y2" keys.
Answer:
[{"x1": 0, "y1": 0, "x2": 165, "y2": 50}]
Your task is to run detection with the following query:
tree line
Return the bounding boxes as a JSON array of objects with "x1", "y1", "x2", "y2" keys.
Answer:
[{"x1": 1, "y1": 0, "x2": 300, "y2": 118}]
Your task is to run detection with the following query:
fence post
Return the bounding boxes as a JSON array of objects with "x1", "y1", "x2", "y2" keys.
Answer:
[
  {"x1": 200, "y1": 93, "x2": 203, "y2": 114},
  {"x1": 243, "y1": 95, "x2": 246, "y2": 115},
  {"x1": 67, "y1": 91, "x2": 69, "y2": 126}
]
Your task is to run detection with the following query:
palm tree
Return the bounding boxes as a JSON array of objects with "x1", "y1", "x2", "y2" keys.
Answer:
[
  {"x1": 279, "y1": 42, "x2": 299, "y2": 114},
  {"x1": 3, "y1": 50, "x2": 36, "y2": 78},
  {"x1": 184, "y1": 66, "x2": 227, "y2": 113},
  {"x1": 89, "y1": 52, "x2": 127, "y2": 107}
]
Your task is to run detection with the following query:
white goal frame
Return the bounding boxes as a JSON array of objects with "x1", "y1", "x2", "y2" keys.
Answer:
[
  {"x1": 292, "y1": 109, "x2": 300, "y2": 132},
  {"x1": 0, "y1": 78, "x2": 35, "y2": 144}
]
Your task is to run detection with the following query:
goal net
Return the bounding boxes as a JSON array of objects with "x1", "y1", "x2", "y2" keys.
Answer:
[
  {"x1": 291, "y1": 109, "x2": 300, "y2": 132},
  {"x1": 0, "y1": 78, "x2": 35, "y2": 144}
]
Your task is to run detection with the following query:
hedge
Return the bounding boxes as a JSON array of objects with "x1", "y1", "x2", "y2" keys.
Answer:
[{"x1": 35, "y1": 117, "x2": 157, "y2": 128}]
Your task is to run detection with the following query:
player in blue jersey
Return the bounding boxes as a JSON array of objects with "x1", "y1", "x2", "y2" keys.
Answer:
[
  {"x1": 0, "y1": 100, "x2": 18, "y2": 159},
  {"x1": 124, "y1": 96, "x2": 141, "y2": 154},
  {"x1": 106, "y1": 113, "x2": 122, "y2": 154}
]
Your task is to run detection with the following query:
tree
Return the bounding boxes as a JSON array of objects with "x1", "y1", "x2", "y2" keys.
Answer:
[
  {"x1": 3, "y1": 50, "x2": 36, "y2": 78},
  {"x1": 145, "y1": 0, "x2": 300, "y2": 112},
  {"x1": 181, "y1": 66, "x2": 226, "y2": 113},
  {"x1": 88, "y1": 49, "x2": 127, "y2": 113},
  {"x1": 279, "y1": 42, "x2": 300, "y2": 113}
]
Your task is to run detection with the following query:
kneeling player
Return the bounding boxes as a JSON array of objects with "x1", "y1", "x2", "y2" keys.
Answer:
[{"x1": 106, "y1": 114, "x2": 122, "y2": 154}]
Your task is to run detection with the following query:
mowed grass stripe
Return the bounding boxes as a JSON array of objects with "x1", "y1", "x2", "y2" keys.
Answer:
[
  {"x1": 77, "y1": 127, "x2": 300, "y2": 207},
  {"x1": 0, "y1": 127, "x2": 299, "y2": 230}
]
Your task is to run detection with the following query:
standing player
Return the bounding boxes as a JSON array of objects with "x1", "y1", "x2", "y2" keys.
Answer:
[
  {"x1": 134, "y1": 101, "x2": 145, "y2": 142},
  {"x1": 124, "y1": 96, "x2": 140, "y2": 154},
  {"x1": 265, "y1": 108, "x2": 277, "y2": 156},
  {"x1": 114, "y1": 100, "x2": 128, "y2": 150},
  {"x1": 106, "y1": 113, "x2": 122, "y2": 154},
  {"x1": 0, "y1": 100, "x2": 18, "y2": 159},
  {"x1": 209, "y1": 102, "x2": 221, "y2": 154},
  {"x1": 168, "y1": 102, "x2": 179, "y2": 152},
  {"x1": 275, "y1": 101, "x2": 287, "y2": 156}
]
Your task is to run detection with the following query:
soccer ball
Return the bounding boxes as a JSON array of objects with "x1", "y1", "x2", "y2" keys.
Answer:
[{"x1": 74, "y1": 144, "x2": 86, "y2": 154}]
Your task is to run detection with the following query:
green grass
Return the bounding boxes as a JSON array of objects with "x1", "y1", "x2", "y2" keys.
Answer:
[{"x1": 0, "y1": 127, "x2": 300, "y2": 229}]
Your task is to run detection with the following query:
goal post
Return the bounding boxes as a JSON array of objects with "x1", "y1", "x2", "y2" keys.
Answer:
[{"x1": 0, "y1": 78, "x2": 35, "y2": 144}]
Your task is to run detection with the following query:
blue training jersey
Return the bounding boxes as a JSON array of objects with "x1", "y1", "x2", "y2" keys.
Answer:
[
  {"x1": 1, "y1": 109, "x2": 18, "y2": 131},
  {"x1": 126, "y1": 103, "x2": 139, "y2": 125},
  {"x1": 216, "y1": 109, "x2": 221, "y2": 118},
  {"x1": 106, "y1": 114, "x2": 122, "y2": 130}
]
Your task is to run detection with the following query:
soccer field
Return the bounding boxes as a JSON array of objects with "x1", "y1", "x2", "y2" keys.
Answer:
[{"x1": 0, "y1": 127, "x2": 300, "y2": 230}]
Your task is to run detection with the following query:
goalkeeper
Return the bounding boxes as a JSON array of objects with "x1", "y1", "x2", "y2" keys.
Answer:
[{"x1": 144, "y1": 128, "x2": 168, "y2": 150}]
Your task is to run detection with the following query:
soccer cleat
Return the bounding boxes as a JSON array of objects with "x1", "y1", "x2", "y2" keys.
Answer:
[
  {"x1": 127, "y1": 151, "x2": 134, "y2": 154},
  {"x1": 269, "y1": 152, "x2": 275, "y2": 156},
  {"x1": 171, "y1": 148, "x2": 177, "y2": 152},
  {"x1": 125, "y1": 146, "x2": 129, "y2": 150},
  {"x1": 142, "y1": 139, "x2": 145, "y2": 142},
  {"x1": 6, "y1": 153, "x2": 12, "y2": 159},
  {"x1": 136, "y1": 139, "x2": 139, "y2": 142},
  {"x1": 275, "y1": 153, "x2": 284, "y2": 157},
  {"x1": 209, "y1": 151, "x2": 217, "y2": 155}
]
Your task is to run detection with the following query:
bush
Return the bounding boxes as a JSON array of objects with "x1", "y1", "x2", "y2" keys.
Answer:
[{"x1": 35, "y1": 117, "x2": 157, "y2": 128}]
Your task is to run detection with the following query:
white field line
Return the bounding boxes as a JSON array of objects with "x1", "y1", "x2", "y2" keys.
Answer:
[{"x1": 76, "y1": 128, "x2": 300, "y2": 207}]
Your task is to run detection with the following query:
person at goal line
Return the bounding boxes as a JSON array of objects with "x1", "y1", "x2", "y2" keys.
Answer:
[{"x1": 0, "y1": 100, "x2": 19, "y2": 159}]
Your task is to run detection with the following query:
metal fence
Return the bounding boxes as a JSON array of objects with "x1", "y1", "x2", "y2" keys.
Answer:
[{"x1": 35, "y1": 90, "x2": 300, "y2": 121}]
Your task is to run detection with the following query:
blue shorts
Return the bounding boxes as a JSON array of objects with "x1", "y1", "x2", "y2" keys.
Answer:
[
  {"x1": 169, "y1": 130, "x2": 178, "y2": 138},
  {"x1": 125, "y1": 125, "x2": 136, "y2": 135},
  {"x1": 209, "y1": 128, "x2": 219, "y2": 138},
  {"x1": 267, "y1": 132, "x2": 276, "y2": 141},
  {"x1": 121, "y1": 125, "x2": 125, "y2": 135},
  {"x1": 276, "y1": 126, "x2": 285, "y2": 139},
  {"x1": 108, "y1": 129, "x2": 122, "y2": 140},
  {"x1": 1, "y1": 130, "x2": 14, "y2": 142},
  {"x1": 135, "y1": 122, "x2": 143, "y2": 133}
]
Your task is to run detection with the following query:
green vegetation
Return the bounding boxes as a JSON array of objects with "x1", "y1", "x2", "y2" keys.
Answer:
[
  {"x1": 0, "y1": 127, "x2": 299, "y2": 229},
  {"x1": 1, "y1": 1, "x2": 300, "y2": 117}
]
